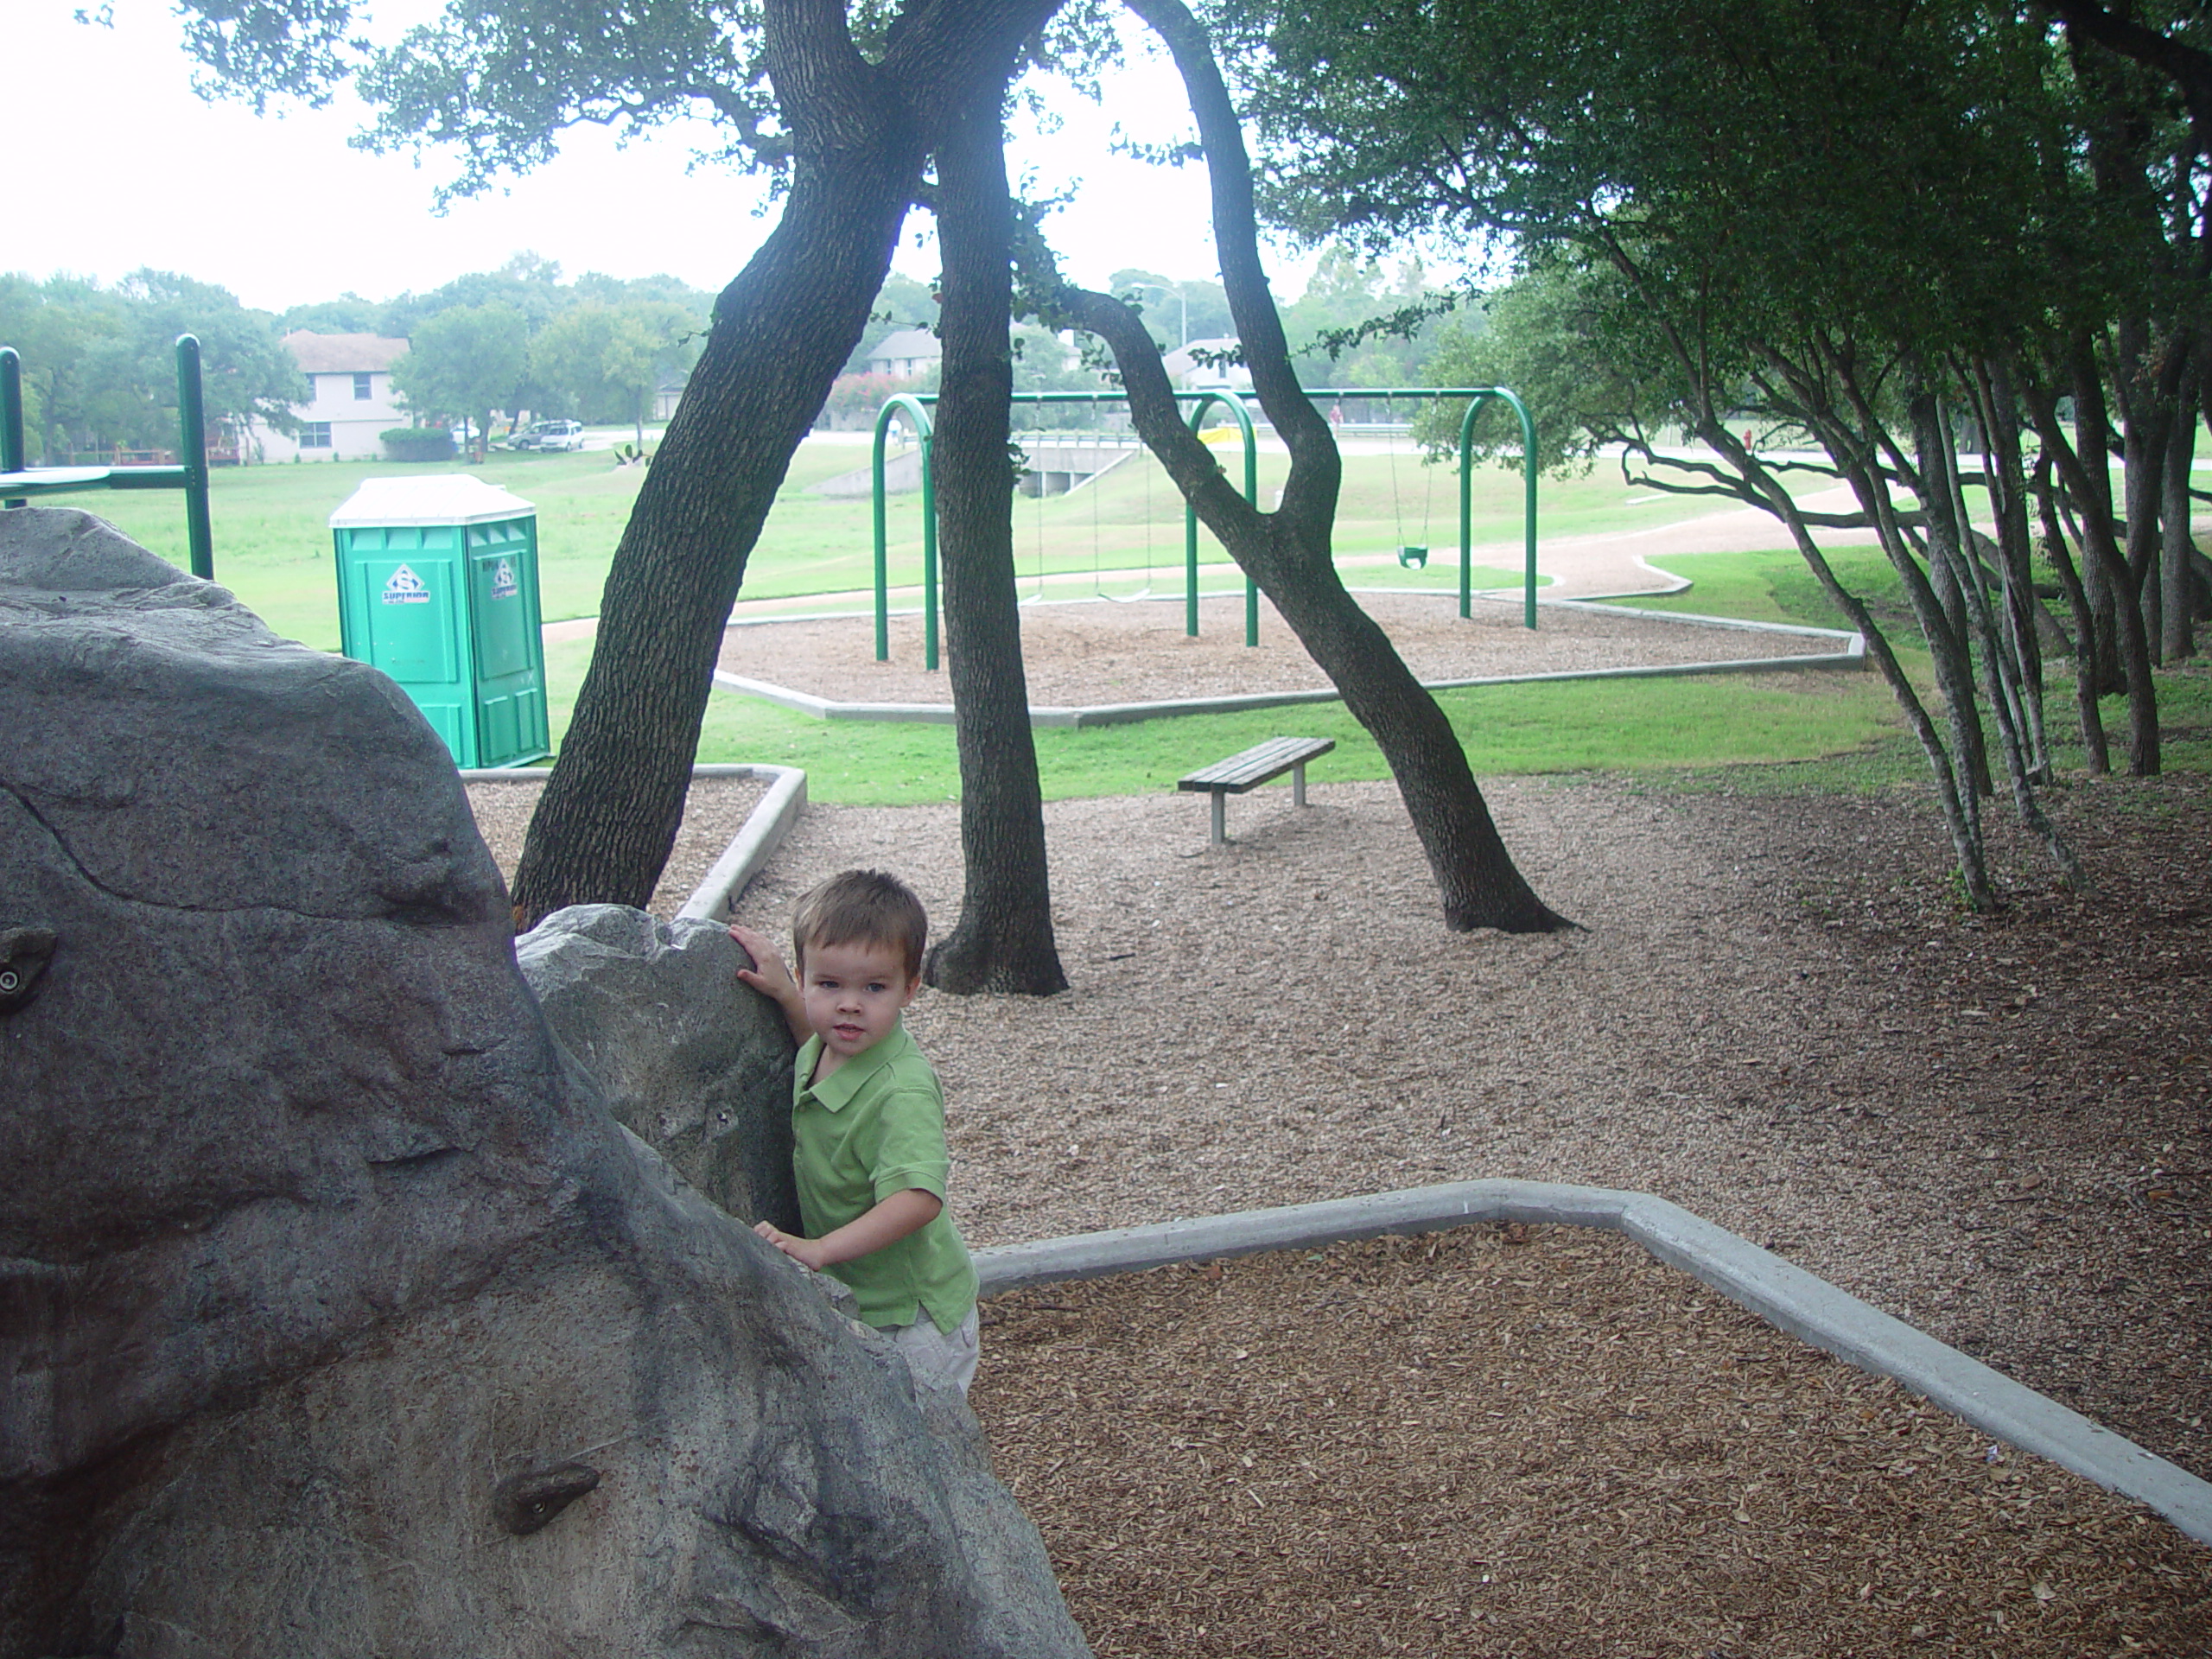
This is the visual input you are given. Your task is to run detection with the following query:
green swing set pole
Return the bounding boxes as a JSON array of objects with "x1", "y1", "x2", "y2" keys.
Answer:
[
  {"x1": 1468, "y1": 386, "x2": 1539, "y2": 630},
  {"x1": 870, "y1": 394, "x2": 935, "y2": 664},
  {"x1": 2, "y1": 348, "x2": 24, "y2": 509},
  {"x1": 872, "y1": 387, "x2": 1271, "y2": 666},
  {"x1": 1457, "y1": 396, "x2": 1483, "y2": 621},
  {"x1": 1311, "y1": 385, "x2": 1539, "y2": 629},
  {"x1": 0, "y1": 335, "x2": 217, "y2": 575},
  {"x1": 1181, "y1": 391, "x2": 1259, "y2": 643},
  {"x1": 175, "y1": 335, "x2": 214, "y2": 581},
  {"x1": 872, "y1": 386, "x2": 1533, "y2": 660}
]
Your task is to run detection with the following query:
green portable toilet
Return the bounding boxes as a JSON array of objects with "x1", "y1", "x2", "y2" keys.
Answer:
[{"x1": 329, "y1": 475, "x2": 551, "y2": 768}]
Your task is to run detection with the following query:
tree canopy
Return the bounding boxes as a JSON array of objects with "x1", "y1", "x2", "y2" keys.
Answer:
[
  {"x1": 389, "y1": 302, "x2": 531, "y2": 454},
  {"x1": 0, "y1": 270, "x2": 302, "y2": 461},
  {"x1": 1229, "y1": 0, "x2": 2212, "y2": 903}
]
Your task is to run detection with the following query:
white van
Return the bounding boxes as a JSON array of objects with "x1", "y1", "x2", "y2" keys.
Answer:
[{"x1": 511, "y1": 419, "x2": 587, "y2": 453}]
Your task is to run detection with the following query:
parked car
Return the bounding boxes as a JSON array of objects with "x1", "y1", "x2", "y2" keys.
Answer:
[{"x1": 510, "y1": 419, "x2": 587, "y2": 453}]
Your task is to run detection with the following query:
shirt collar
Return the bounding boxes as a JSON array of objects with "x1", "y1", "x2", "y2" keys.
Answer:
[{"x1": 798, "y1": 1022, "x2": 915, "y2": 1113}]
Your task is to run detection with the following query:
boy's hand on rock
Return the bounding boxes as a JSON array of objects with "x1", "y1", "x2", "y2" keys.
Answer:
[
  {"x1": 728, "y1": 924, "x2": 797, "y2": 999},
  {"x1": 754, "y1": 1218, "x2": 830, "y2": 1272},
  {"x1": 729, "y1": 922, "x2": 812, "y2": 1052}
]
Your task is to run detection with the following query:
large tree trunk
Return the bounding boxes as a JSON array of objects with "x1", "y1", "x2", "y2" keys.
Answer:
[
  {"x1": 1069, "y1": 0, "x2": 1568, "y2": 934},
  {"x1": 922, "y1": 51, "x2": 1069, "y2": 995},
  {"x1": 508, "y1": 0, "x2": 1056, "y2": 926}
]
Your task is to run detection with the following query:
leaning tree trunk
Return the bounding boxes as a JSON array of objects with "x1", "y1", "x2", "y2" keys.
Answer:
[
  {"x1": 507, "y1": 0, "x2": 1059, "y2": 925},
  {"x1": 510, "y1": 155, "x2": 918, "y2": 921},
  {"x1": 2019, "y1": 375, "x2": 2112, "y2": 772},
  {"x1": 1067, "y1": 0, "x2": 1568, "y2": 934},
  {"x1": 1964, "y1": 354, "x2": 2050, "y2": 774},
  {"x1": 922, "y1": 55, "x2": 1069, "y2": 995}
]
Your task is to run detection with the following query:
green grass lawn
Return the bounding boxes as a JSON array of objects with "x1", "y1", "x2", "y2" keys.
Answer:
[
  {"x1": 69, "y1": 447, "x2": 1920, "y2": 803},
  {"x1": 1600, "y1": 543, "x2": 1908, "y2": 631},
  {"x1": 673, "y1": 664, "x2": 1904, "y2": 807}
]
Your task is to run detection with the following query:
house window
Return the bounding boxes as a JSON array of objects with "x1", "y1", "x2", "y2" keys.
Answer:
[
  {"x1": 302, "y1": 373, "x2": 317, "y2": 401},
  {"x1": 300, "y1": 423, "x2": 333, "y2": 448},
  {"x1": 353, "y1": 372, "x2": 373, "y2": 400}
]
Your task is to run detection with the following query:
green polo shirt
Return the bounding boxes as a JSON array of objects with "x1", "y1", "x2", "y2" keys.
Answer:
[{"x1": 791, "y1": 1023, "x2": 977, "y2": 1334}]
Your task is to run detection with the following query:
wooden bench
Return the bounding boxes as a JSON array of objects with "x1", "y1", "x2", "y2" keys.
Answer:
[{"x1": 1178, "y1": 736, "x2": 1335, "y2": 845}]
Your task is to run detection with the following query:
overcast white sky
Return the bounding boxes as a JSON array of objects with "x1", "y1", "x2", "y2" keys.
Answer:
[{"x1": 5, "y1": 1, "x2": 1328, "y2": 314}]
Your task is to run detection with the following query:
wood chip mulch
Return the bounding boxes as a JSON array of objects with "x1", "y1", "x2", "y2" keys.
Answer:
[
  {"x1": 715, "y1": 591, "x2": 1825, "y2": 709},
  {"x1": 462, "y1": 655, "x2": 2212, "y2": 1655},
  {"x1": 972, "y1": 1225, "x2": 2210, "y2": 1658},
  {"x1": 462, "y1": 774, "x2": 769, "y2": 918}
]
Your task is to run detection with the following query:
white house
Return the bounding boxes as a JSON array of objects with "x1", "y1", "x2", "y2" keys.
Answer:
[
  {"x1": 249, "y1": 331, "x2": 410, "y2": 461},
  {"x1": 1162, "y1": 336, "x2": 1251, "y2": 392},
  {"x1": 864, "y1": 327, "x2": 942, "y2": 379}
]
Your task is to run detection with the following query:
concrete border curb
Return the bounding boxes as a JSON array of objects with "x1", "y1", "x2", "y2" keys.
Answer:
[
  {"x1": 709, "y1": 601, "x2": 1866, "y2": 730},
  {"x1": 676, "y1": 765, "x2": 806, "y2": 922},
  {"x1": 974, "y1": 1178, "x2": 2212, "y2": 1547},
  {"x1": 459, "y1": 761, "x2": 806, "y2": 921}
]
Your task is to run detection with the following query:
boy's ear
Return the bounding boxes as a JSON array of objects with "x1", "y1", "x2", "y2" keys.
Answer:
[{"x1": 897, "y1": 969, "x2": 922, "y2": 1007}]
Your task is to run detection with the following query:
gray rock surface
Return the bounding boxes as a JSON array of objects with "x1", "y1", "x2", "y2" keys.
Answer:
[
  {"x1": 516, "y1": 904, "x2": 802, "y2": 1234},
  {"x1": 0, "y1": 508, "x2": 1089, "y2": 1659}
]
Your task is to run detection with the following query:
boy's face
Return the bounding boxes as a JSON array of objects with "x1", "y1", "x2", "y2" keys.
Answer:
[{"x1": 799, "y1": 938, "x2": 918, "y2": 1074}]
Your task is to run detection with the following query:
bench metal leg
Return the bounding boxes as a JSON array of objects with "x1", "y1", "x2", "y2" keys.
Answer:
[
  {"x1": 1292, "y1": 760, "x2": 1308, "y2": 807},
  {"x1": 1210, "y1": 791, "x2": 1227, "y2": 845}
]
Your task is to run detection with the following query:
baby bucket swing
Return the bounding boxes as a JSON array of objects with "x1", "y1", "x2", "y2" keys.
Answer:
[{"x1": 1384, "y1": 393, "x2": 1436, "y2": 569}]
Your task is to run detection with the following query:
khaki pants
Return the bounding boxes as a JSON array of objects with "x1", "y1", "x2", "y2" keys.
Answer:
[{"x1": 887, "y1": 1306, "x2": 980, "y2": 1395}]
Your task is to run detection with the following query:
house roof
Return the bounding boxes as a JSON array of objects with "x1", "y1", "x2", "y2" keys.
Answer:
[
  {"x1": 283, "y1": 330, "x2": 410, "y2": 373},
  {"x1": 1159, "y1": 338, "x2": 1247, "y2": 389},
  {"x1": 867, "y1": 327, "x2": 942, "y2": 365}
]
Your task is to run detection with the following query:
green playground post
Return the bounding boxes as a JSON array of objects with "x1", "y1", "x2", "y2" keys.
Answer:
[
  {"x1": 2, "y1": 348, "x2": 24, "y2": 509},
  {"x1": 870, "y1": 394, "x2": 937, "y2": 665},
  {"x1": 872, "y1": 387, "x2": 1265, "y2": 667},
  {"x1": 1179, "y1": 391, "x2": 1260, "y2": 643},
  {"x1": 1306, "y1": 384, "x2": 1540, "y2": 626},
  {"x1": 1452, "y1": 388, "x2": 1537, "y2": 628},
  {"x1": 0, "y1": 335, "x2": 217, "y2": 575},
  {"x1": 176, "y1": 335, "x2": 214, "y2": 580}
]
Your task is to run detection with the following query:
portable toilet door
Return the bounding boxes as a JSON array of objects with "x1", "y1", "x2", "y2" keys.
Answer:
[{"x1": 329, "y1": 474, "x2": 552, "y2": 767}]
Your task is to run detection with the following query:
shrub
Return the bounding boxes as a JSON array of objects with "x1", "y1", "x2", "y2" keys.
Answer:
[{"x1": 381, "y1": 427, "x2": 457, "y2": 462}]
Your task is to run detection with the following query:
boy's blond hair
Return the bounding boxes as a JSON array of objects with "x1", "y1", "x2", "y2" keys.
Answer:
[{"x1": 791, "y1": 868, "x2": 927, "y2": 983}]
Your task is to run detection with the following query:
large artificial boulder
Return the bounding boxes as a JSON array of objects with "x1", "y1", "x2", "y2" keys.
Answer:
[
  {"x1": 0, "y1": 508, "x2": 1088, "y2": 1659},
  {"x1": 516, "y1": 905, "x2": 803, "y2": 1235}
]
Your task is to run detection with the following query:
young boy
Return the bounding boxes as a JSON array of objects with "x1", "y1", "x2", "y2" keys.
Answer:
[{"x1": 728, "y1": 869, "x2": 980, "y2": 1395}]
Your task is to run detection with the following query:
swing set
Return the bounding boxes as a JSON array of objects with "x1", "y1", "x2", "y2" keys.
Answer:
[{"x1": 868, "y1": 385, "x2": 1536, "y2": 669}]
